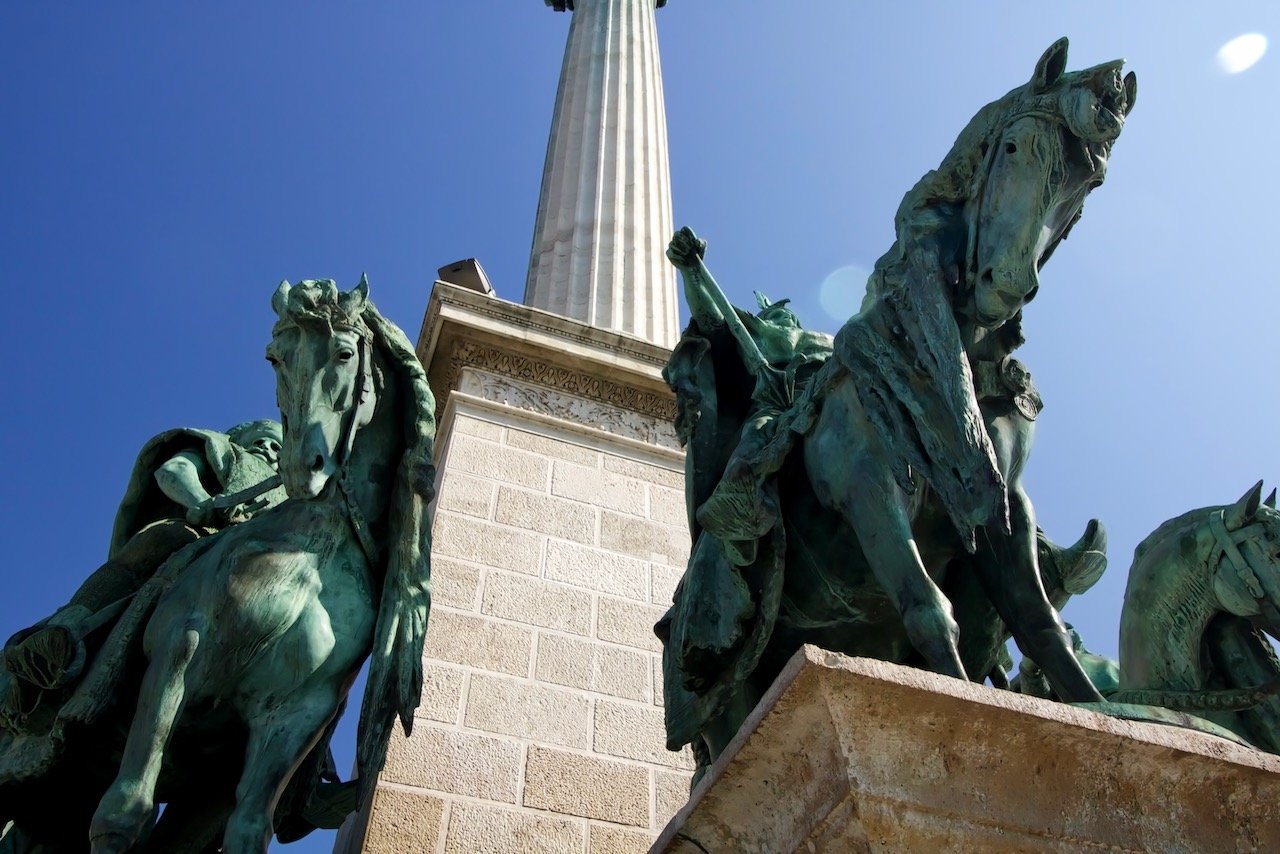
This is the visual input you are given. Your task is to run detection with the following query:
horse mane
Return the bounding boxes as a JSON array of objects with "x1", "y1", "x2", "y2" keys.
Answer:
[
  {"x1": 353, "y1": 300, "x2": 437, "y2": 807},
  {"x1": 1132, "y1": 507, "x2": 1214, "y2": 566}
]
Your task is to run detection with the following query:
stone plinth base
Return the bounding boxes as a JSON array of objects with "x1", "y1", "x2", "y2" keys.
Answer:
[{"x1": 653, "y1": 646, "x2": 1280, "y2": 853}]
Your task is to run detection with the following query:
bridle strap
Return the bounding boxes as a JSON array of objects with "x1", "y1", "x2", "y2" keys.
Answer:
[
  {"x1": 1209, "y1": 509, "x2": 1266, "y2": 600},
  {"x1": 335, "y1": 330, "x2": 381, "y2": 568}
]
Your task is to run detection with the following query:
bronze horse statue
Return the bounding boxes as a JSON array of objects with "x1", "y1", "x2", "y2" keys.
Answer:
[
  {"x1": 1110, "y1": 482, "x2": 1280, "y2": 752},
  {"x1": 661, "y1": 39, "x2": 1136, "y2": 765},
  {"x1": 0, "y1": 279, "x2": 435, "y2": 853}
]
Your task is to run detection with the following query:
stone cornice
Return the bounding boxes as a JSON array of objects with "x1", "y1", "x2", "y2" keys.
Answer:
[{"x1": 417, "y1": 281, "x2": 677, "y2": 428}]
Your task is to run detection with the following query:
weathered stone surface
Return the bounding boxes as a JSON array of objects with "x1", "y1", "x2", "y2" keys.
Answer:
[
  {"x1": 507, "y1": 429, "x2": 602, "y2": 468},
  {"x1": 654, "y1": 647, "x2": 1280, "y2": 853},
  {"x1": 588, "y1": 824, "x2": 653, "y2": 853},
  {"x1": 452, "y1": 413, "x2": 504, "y2": 441},
  {"x1": 594, "y1": 700, "x2": 693, "y2": 770},
  {"x1": 545, "y1": 540, "x2": 648, "y2": 601},
  {"x1": 436, "y1": 471, "x2": 496, "y2": 519},
  {"x1": 415, "y1": 663, "x2": 465, "y2": 725},
  {"x1": 646, "y1": 484, "x2": 686, "y2": 528},
  {"x1": 429, "y1": 556, "x2": 483, "y2": 611},
  {"x1": 605, "y1": 455, "x2": 683, "y2": 490},
  {"x1": 463, "y1": 674, "x2": 591, "y2": 749},
  {"x1": 536, "y1": 634, "x2": 651, "y2": 703},
  {"x1": 523, "y1": 746, "x2": 649, "y2": 826},
  {"x1": 482, "y1": 570, "x2": 592, "y2": 635},
  {"x1": 383, "y1": 726, "x2": 521, "y2": 803},
  {"x1": 650, "y1": 562, "x2": 681, "y2": 607},
  {"x1": 654, "y1": 770, "x2": 691, "y2": 829},
  {"x1": 444, "y1": 801, "x2": 584, "y2": 854},
  {"x1": 552, "y1": 461, "x2": 647, "y2": 516},
  {"x1": 433, "y1": 513, "x2": 542, "y2": 575},
  {"x1": 360, "y1": 786, "x2": 444, "y2": 854},
  {"x1": 495, "y1": 486, "x2": 597, "y2": 545},
  {"x1": 445, "y1": 433, "x2": 549, "y2": 491},
  {"x1": 425, "y1": 609, "x2": 533, "y2": 677},
  {"x1": 600, "y1": 510, "x2": 688, "y2": 566},
  {"x1": 595, "y1": 597, "x2": 665, "y2": 653}
]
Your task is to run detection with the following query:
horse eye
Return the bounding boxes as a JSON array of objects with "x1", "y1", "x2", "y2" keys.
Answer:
[
  {"x1": 1004, "y1": 141, "x2": 1018, "y2": 155},
  {"x1": 337, "y1": 349, "x2": 355, "y2": 362}
]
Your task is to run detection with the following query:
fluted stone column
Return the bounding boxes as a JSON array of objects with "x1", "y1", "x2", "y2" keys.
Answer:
[{"x1": 526, "y1": 0, "x2": 678, "y2": 349}]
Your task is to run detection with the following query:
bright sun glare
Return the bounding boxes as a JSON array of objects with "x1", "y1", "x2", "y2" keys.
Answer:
[{"x1": 1217, "y1": 33, "x2": 1267, "y2": 74}]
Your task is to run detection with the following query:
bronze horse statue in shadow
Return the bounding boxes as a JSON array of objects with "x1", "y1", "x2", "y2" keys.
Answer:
[
  {"x1": 660, "y1": 39, "x2": 1136, "y2": 765},
  {"x1": 42, "y1": 278, "x2": 435, "y2": 853},
  {"x1": 1110, "y1": 482, "x2": 1280, "y2": 752}
]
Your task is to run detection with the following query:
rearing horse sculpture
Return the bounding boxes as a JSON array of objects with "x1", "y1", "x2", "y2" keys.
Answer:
[
  {"x1": 661, "y1": 39, "x2": 1135, "y2": 764},
  {"x1": 87, "y1": 278, "x2": 435, "y2": 852}
]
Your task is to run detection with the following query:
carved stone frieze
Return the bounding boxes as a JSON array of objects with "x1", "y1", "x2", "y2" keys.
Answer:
[
  {"x1": 457, "y1": 367, "x2": 680, "y2": 450},
  {"x1": 437, "y1": 339, "x2": 675, "y2": 422}
]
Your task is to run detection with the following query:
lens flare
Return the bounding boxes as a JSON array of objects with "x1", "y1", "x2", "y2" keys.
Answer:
[
  {"x1": 819, "y1": 265, "x2": 869, "y2": 322},
  {"x1": 1217, "y1": 33, "x2": 1267, "y2": 74}
]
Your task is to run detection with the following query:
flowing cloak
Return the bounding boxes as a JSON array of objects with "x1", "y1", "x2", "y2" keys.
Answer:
[
  {"x1": 656, "y1": 314, "x2": 832, "y2": 752},
  {"x1": 835, "y1": 257, "x2": 1008, "y2": 548},
  {"x1": 0, "y1": 428, "x2": 284, "y2": 787},
  {"x1": 109, "y1": 427, "x2": 285, "y2": 556}
]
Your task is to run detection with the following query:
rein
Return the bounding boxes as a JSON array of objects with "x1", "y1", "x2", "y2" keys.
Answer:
[{"x1": 333, "y1": 330, "x2": 381, "y2": 569}]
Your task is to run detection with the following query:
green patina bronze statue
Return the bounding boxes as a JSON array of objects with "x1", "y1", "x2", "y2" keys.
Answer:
[
  {"x1": 1100, "y1": 483, "x2": 1280, "y2": 750},
  {"x1": 659, "y1": 38, "x2": 1136, "y2": 771},
  {"x1": 1, "y1": 278, "x2": 435, "y2": 853},
  {"x1": 1, "y1": 420, "x2": 286, "y2": 736}
]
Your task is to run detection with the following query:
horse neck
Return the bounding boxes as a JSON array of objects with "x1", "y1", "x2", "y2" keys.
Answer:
[
  {"x1": 343, "y1": 352, "x2": 401, "y2": 534},
  {"x1": 1119, "y1": 512, "x2": 1221, "y2": 691}
]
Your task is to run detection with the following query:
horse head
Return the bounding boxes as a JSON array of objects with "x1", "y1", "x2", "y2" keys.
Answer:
[
  {"x1": 1210, "y1": 481, "x2": 1280, "y2": 635},
  {"x1": 267, "y1": 276, "x2": 378, "y2": 500},
  {"x1": 969, "y1": 38, "x2": 1136, "y2": 326}
]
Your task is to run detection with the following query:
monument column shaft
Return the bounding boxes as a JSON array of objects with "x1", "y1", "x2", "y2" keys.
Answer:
[{"x1": 526, "y1": 0, "x2": 678, "y2": 349}]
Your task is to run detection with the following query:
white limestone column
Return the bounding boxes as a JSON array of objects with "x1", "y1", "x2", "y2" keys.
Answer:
[{"x1": 526, "y1": 0, "x2": 678, "y2": 349}]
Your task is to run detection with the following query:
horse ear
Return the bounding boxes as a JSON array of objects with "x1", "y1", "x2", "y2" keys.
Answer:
[
  {"x1": 1224, "y1": 480, "x2": 1265, "y2": 530},
  {"x1": 342, "y1": 274, "x2": 370, "y2": 315},
  {"x1": 1122, "y1": 71, "x2": 1138, "y2": 116},
  {"x1": 1032, "y1": 38, "x2": 1069, "y2": 92},
  {"x1": 1265, "y1": 488, "x2": 1277, "y2": 509},
  {"x1": 272, "y1": 280, "x2": 292, "y2": 316}
]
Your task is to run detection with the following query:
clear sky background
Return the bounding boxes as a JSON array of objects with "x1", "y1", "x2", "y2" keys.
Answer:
[{"x1": 2, "y1": 3, "x2": 1277, "y2": 851}]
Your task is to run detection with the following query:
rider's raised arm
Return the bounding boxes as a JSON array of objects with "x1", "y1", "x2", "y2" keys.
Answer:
[{"x1": 668, "y1": 227, "x2": 728, "y2": 330}]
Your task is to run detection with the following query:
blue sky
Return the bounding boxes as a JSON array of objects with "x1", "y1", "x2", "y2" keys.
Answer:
[{"x1": 3, "y1": 3, "x2": 1278, "y2": 850}]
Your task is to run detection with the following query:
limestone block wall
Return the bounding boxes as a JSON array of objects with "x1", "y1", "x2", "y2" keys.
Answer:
[{"x1": 343, "y1": 389, "x2": 694, "y2": 853}]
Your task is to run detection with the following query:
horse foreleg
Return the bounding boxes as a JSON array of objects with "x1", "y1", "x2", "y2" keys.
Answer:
[
  {"x1": 89, "y1": 626, "x2": 201, "y2": 854},
  {"x1": 808, "y1": 417, "x2": 966, "y2": 679},
  {"x1": 975, "y1": 486, "x2": 1102, "y2": 702},
  {"x1": 222, "y1": 686, "x2": 341, "y2": 854}
]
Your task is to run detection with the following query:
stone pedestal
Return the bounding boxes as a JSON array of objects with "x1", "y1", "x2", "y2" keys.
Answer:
[
  {"x1": 336, "y1": 281, "x2": 694, "y2": 853},
  {"x1": 654, "y1": 646, "x2": 1280, "y2": 853}
]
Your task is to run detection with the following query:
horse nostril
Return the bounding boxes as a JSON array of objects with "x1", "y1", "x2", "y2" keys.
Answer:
[
  {"x1": 980, "y1": 268, "x2": 994, "y2": 284},
  {"x1": 311, "y1": 454, "x2": 325, "y2": 472}
]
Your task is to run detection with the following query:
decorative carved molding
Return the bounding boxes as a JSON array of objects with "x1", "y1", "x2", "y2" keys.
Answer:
[
  {"x1": 439, "y1": 339, "x2": 675, "y2": 421},
  {"x1": 457, "y1": 368, "x2": 681, "y2": 450}
]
